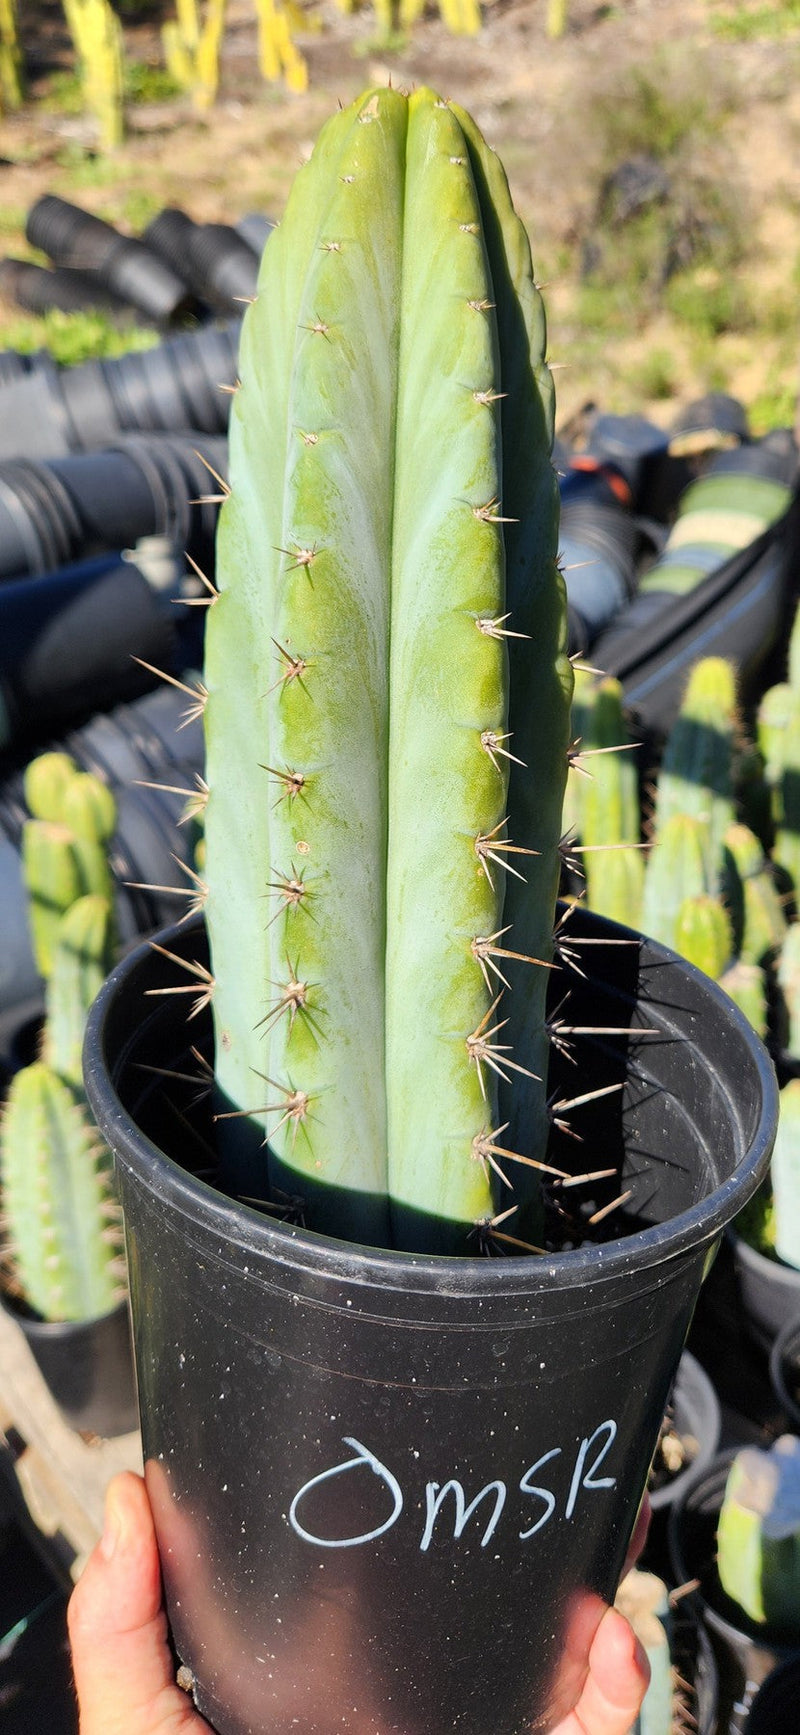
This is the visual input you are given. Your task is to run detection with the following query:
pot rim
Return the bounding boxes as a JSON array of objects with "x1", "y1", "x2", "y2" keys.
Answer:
[{"x1": 84, "y1": 913, "x2": 778, "y2": 1300}]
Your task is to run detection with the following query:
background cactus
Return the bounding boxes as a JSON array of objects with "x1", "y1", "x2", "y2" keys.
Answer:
[
  {"x1": 0, "y1": 1061, "x2": 123, "y2": 1322},
  {"x1": 61, "y1": 0, "x2": 125, "y2": 150},
  {"x1": 614, "y1": 1569, "x2": 673, "y2": 1735},
  {"x1": 22, "y1": 751, "x2": 116, "y2": 980},
  {"x1": 202, "y1": 86, "x2": 570, "y2": 1255},
  {"x1": 771, "y1": 1078, "x2": 800, "y2": 1271},
  {"x1": 0, "y1": 754, "x2": 123, "y2": 1322},
  {"x1": 162, "y1": 0, "x2": 228, "y2": 110},
  {"x1": 717, "y1": 1436, "x2": 800, "y2": 1629},
  {"x1": 0, "y1": 0, "x2": 23, "y2": 111},
  {"x1": 650, "y1": 656, "x2": 738, "y2": 885}
]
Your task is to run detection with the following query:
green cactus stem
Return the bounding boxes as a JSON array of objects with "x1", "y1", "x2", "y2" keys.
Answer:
[
  {"x1": 0, "y1": 0, "x2": 24, "y2": 111},
  {"x1": 579, "y1": 675, "x2": 640, "y2": 851},
  {"x1": 641, "y1": 812, "x2": 712, "y2": 955},
  {"x1": 651, "y1": 656, "x2": 738, "y2": 884},
  {"x1": 674, "y1": 894, "x2": 733, "y2": 981},
  {"x1": 771, "y1": 1079, "x2": 800, "y2": 1271},
  {"x1": 717, "y1": 1436, "x2": 800, "y2": 1629},
  {"x1": 722, "y1": 822, "x2": 786, "y2": 967},
  {"x1": 561, "y1": 662, "x2": 596, "y2": 847},
  {"x1": 718, "y1": 960, "x2": 769, "y2": 1041},
  {"x1": 21, "y1": 754, "x2": 116, "y2": 979},
  {"x1": 777, "y1": 925, "x2": 800, "y2": 1062},
  {"x1": 44, "y1": 893, "x2": 115, "y2": 1091},
  {"x1": 203, "y1": 86, "x2": 570, "y2": 1253},
  {"x1": 0, "y1": 1061, "x2": 123, "y2": 1322},
  {"x1": 585, "y1": 843, "x2": 644, "y2": 931}
]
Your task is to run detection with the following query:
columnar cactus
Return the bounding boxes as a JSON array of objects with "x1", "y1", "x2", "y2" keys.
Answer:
[
  {"x1": 641, "y1": 812, "x2": 712, "y2": 955},
  {"x1": 777, "y1": 924, "x2": 800, "y2": 1061},
  {"x1": 22, "y1": 752, "x2": 116, "y2": 980},
  {"x1": 771, "y1": 1078, "x2": 800, "y2": 1271},
  {"x1": 651, "y1": 656, "x2": 738, "y2": 884},
  {"x1": 674, "y1": 893, "x2": 733, "y2": 981},
  {"x1": 0, "y1": 1061, "x2": 123, "y2": 1322},
  {"x1": 62, "y1": 0, "x2": 125, "y2": 150},
  {"x1": 203, "y1": 87, "x2": 571, "y2": 1253},
  {"x1": 717, "y1": 1436, "x2": 800, "y2": 1629},
  {"x1": 722, "y1": 821, "x2": 786, "y2": 967},
  {"x1": 0, "y1": 755, "x2": 122, "y2": 1322},
  {"x1": 719, "y1": 960, "x2": 769, "y2": 1041},
  {"x1": 614, "y1": 1570, "x2": 673, "y2": 1735}
]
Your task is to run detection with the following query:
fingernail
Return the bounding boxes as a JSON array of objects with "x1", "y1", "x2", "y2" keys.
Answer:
[{"x1": 100, "y1": 1492, "x2": 122, "y2": 1561}]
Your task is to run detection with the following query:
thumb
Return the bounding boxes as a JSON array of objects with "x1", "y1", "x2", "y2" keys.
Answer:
[{"x1": 68, "y1": 1471, "x2": 208, "y2": 1735}]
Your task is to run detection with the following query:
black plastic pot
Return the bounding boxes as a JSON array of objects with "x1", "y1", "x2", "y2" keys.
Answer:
[
  {"x1": 667, "y1": 1452, "x2": 800, "y2": 1733},
  {"x1": 0, "y1": 548, "x2": 183, "y2": 751},
  {"x1": 649, "y1": 1348, "x2": 722, "y2": 1513},
  {"x1": 729, "y1": 1227, "x2": 800, "y2": 1352},
  {"x1": 26, "y1": 195, "x2": 199, "y2": 325},
  {"x1": 769, "y1": 1313, "x2": 800, "y2": 1429},
  {"x1": 1, "y1": 1291, "x2": 138, "y2": 1437},
  {"x1": 0, "y1": 257, "x2": 139, "y2": 321},
  {"x1": 743, "y1": 1655, "x2": 800, "y2": 1733},
  {"x1": 0, "y1": 326, "x2": 240, "y2": 461},
  {"x1": 83, "y1": 907, "x2": 776, "y2": 1735}
]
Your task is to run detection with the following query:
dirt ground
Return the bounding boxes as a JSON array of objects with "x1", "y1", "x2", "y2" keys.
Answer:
[{"x1": 2, "y1": 0, "x2": 800, "y2": 429}]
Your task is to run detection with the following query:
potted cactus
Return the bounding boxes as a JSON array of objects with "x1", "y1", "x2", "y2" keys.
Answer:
[
  {"x1": 83, "y1": 87, "x2": 776, "y2": 1735},
  {"x1": 668, "y1": 1441, "x2": 800, "y2": 1729},
  {"x1": 0, "y1": 751, "x2": 136, "y2": 1435}
]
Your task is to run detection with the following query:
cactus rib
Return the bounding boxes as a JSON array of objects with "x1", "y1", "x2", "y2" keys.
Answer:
[{"x1": 205, "y1": 88, "x2": 569, "y2": 1252}]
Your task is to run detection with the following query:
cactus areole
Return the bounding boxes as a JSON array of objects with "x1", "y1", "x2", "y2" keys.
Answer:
[{"x1": 204, "y1": 86, "x2": 570, "y2": 1255}]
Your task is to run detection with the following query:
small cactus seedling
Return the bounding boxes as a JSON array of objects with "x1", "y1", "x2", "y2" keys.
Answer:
[
  {"x1": 717, "y1": 1436, "x2": 800, "y2": 1629},
  {"x1": 202, "y1": 86, "x2": 571, "y2": 1254},
  {"x1": 771, "y1": 1079, "x2": 800, "y2": 1271}
]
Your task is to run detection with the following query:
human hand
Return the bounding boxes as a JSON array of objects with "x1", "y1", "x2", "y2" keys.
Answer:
[{"x1": 69, "y1": 1471, "x2": 650, "y2": 1735}]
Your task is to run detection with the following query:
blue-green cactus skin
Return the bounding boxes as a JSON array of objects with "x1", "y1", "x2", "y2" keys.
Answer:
[{"x1": 203, "y1": 88, "x2": 570, "y2": 1252}]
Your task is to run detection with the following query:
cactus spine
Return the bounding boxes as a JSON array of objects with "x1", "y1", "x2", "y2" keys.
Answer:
[
  {"x1": 204, "y1": 87, "x2": 570, "y2": 1254},
  {"x1": 717, "y1": 1436, "x2": 800, "y2": 1629}
]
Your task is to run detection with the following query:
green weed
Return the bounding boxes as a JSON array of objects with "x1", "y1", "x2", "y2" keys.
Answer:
[
  {"x1": 0, "y1": 307, "x2": 158, "y2": 366},
  {"x1": 711, "y1": 2, "x2": 800, "y2": 42}
]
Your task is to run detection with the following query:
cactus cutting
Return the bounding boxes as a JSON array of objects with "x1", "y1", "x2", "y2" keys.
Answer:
[{"x1": 198, "y1": 86, "x2": 571, "y2": 1254}]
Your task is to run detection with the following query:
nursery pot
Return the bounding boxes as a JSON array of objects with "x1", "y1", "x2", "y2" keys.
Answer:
[
  {"x1": 743, "y1": 1655, "x2": 800, "y2": 1734},
  {"x1": 667, "y1": 1452, "x2": 800, "y2": 1730},
  {"x1": 1, "y1": 1291, "x2": 138, "y2": 1437},
  {"x1": 728, "y1": 1228, "x2": 800, "y2": 1352},
  {"x1": 84, "y1": 907, "x2": 777, "y2": 1735},
  {"x1": 769, "y1": 1313, "x2": 800, "y2": 1430}
]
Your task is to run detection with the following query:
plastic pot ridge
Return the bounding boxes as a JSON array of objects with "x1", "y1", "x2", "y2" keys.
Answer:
[{"x1": 84, "y1": 908, "x2": 777, "y2": 1735}]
